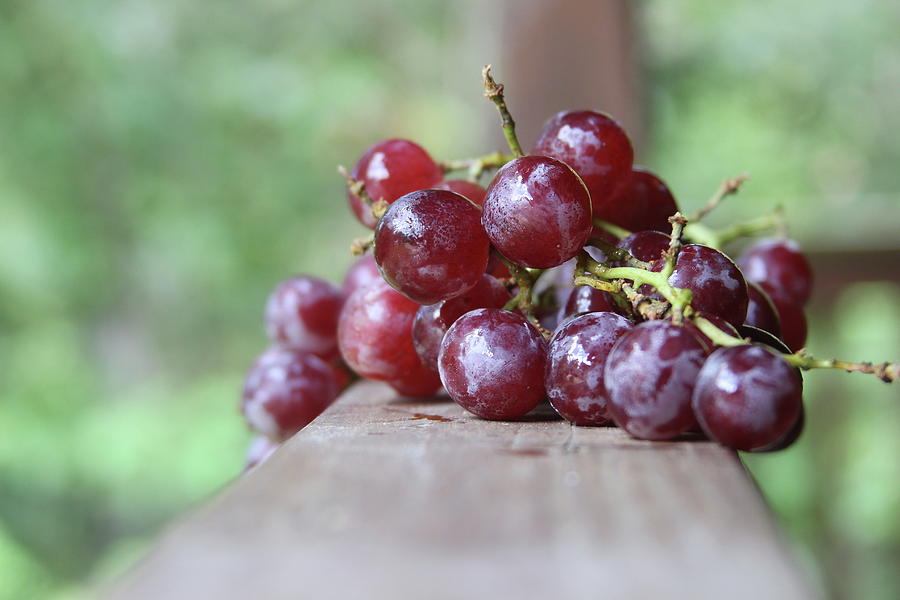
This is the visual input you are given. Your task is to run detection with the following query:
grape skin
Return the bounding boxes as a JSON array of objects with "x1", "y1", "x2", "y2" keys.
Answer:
[
  {"x1": 546, "y1": 312, "x2": 634, "y2": 425},
  {"x1": 605, "y1": 320, "x2": 707, "y2": 440},
  {"x1": 265, "y1": 276, "x2": 345, "y2": 359},
  {"x1": 438, "y1": 308, "x2": 548, "y2": 420},
  {"x1": 241, "y1": 346, "x2": 340, "y2": 441},
  {"x1": 375, "y1": 189, "x2": 490, "y2": 305},
  {"x1": 605, "y1": 167, "x2": 679, "y2": 233},
  {"x1": 692, "y1": 345, "x2": 803, "y2": 451},
  {"x1": 744, "y1": 280, "x2": 782, "y2": 337},
  {"x1": 342, "y1": 254, "x2": 381, "y2": 297},
  {"x1": 738, "y1": 237, "x2": 813, "y2": 307},
  {"x1": 482, "y1": 156, "x2": 593, "y2": 269},
  {"x1": 435, "y1": 179, "x2": 487, "y2": 206},
  {"x1": 668, "y1": 244, "x2": 749, "y2": 327}
]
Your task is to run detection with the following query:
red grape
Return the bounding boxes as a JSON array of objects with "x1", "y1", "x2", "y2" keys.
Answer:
[
  {"x1": 761, "y1": 287, "x2": 808, "y2": 352},
  {"x1": 692, "y1": 345, "x2": 803, "y2": 451},
  {"x1": 347, "y1": 139, "x2": 443, "y2": 228},
  {"x1": 435, "y1": 179, "x2": 487, "y2": 206},
  {"x1": 342, "y1": 254, "x2": 381, "y2": 297},
  {"x1": 754, "y1": 404, "x2": 805, "y2": 452},
  {"x1": 374, "y1": 189, "x2": 490, "y2": 304},
  {"x1": 605, "y1": 320, "x2": 707, "y2": 440},
  {"x1": 241, "y1": 346, "x2": 339, "y2": 441},
  {"x1": 265, "y1": 276, "x2": 344, "y2": 359},
  {"x1": 560, "y1": 285, "x2": 625, "y2": 323},
  {"x1": 482, "y1": 156, "x2": 592, "y2": 269},
  {"x1": 438, "y1": 308, "x2": 548, "y2": 420},
  {"x1": 605, "y1": 167, "x2": 679, "y2": 233},
  {"x1": 617, "y1": 230, "x2": 670, "y2": 263},
  {"x1": 668, "y1": 244, "x2": 749, "y2": 327},
  {"x1": 546, "y1": 312, "x2": 634, "y2": 425},
  {"x1": 337, "y1": 279, "x2": 422, "y2": 381},
  {"x1": 744, "y1": 280, "x2": 781, "y2": 337},
  {"x1": 412, "y1": 274, "x2": 512, "y2": 370},
  {"x1": 684, "y1": 312, "x2": 741, "y2": 355},
  {"x1": 531, "y1": 110, "x2": 633, "y2": 219},
  {"x1": 737, "y1": 237, "x2": 813, "y2": 307},
  {"x1": 388, "y1": 360, "x2": 442, "y2": 398},
  {"x1": 738, "y1": 325, "x2": 792, "y2": 354}
]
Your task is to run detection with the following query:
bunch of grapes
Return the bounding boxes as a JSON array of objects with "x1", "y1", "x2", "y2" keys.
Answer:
[{"x1": 239, "y1": 66, "x2": 897, "y2": 468}]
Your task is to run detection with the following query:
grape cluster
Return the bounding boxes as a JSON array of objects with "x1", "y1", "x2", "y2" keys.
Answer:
[{"x1": 238, "y1": 67, "x2": 896, "y2": 469}]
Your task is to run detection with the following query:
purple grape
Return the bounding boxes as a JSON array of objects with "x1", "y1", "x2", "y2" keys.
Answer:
[
  {"x1": 737, "y1": 237, "x2": 813, "y2": 307},
  {"x1": 265, "y1": 276, "x2": 345, "y2": 359},
  {"x1": 374, "y1": 189, "x2": 490, "y2": 305},
  {"x1": 668, "y1": 244, "x2": 749, "y2": 327},
  {"x1": 482, "y1": 156, "x2": 592, "y2": 269},
  {"x1": 546, "y1": 312, "x2": 634, "y2": 425},
  {"x1": 744, "y1": 280, "x2": 782, "y2": 337},
  {"x1": 605, "y1": 167, "x2": 679, "y2": 233},
  {"x1": 617, "y1": 230, "x2": 670, "y2": 263},
  {"x1": 605, "y1": 320, "x2": 707, "y2": 440},
  {"x1": 692, "y1": 345, "x2": 803, "y2": 451},
  {"x1": 560, "y1": 285, "x2": 625, "y2": 324},
  {"x1": 438, "y1": 309, "x2": 547, "y2": 420}
]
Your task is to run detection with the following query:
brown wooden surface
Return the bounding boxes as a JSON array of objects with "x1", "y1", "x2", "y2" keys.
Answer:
[{"x1": 105, "y1": 380, "x2": 819, "y2": 600}]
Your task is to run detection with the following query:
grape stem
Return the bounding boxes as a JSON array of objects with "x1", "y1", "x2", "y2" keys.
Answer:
[
  {"x1": 440, "y1": 151, "x2": 513, "y2": 182},
  {"x1": 482, "y1": 65, "x2": 524, "y2": 159},
  {"x1": 338, "y1": 165, "x2": 388, "y2": 220},
  {"x1": 494, "y1": 249, "x2": 550, "y2": 337},
  {"x1": 592, "y1": 218, "x2": 632, "y2": 239},
  {"x1": 350, "y1": 234, "x2": 374, "y2": 256},
  {"x1": 691, "y1": 173, "x2": 749, "y2": 222},
  {"x1": 685, "y1": 206, "x2": 785, "y2": 249},
  {"x1": 661, "y1": 213, "x2": 688, "y2": 323},
  {"x1": 587, "y1": 238, "x2": 651, "y2": 269},
  {"x1": 693, "y1": 315, "x2": 898, "y2": 383}
]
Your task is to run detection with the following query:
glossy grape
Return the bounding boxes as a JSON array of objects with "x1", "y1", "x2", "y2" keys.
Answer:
[
  {"x1": 342, "y1": 254, "x2": 381, "y2": 297},
  {"x1": 737, "y1": 238, "x2": 813, "y2": 307},
  {"x1": 531, "y1": 110, "x2": 634, "y2": 218},
  {"x1": 241, "y1": 347, "x2": 339, "y2": 441},
  {"x1": 265, "y1": 276, "x2": 345, "y2": 359},
  {"x1": 412, "y1": 274, "x2": 512, "y2": 370},
  {"x1": 738, "y1": 325, "x2": 792, "y2": 354},
  {"x1": 692, "y1": 345, "x2": 803, "y2": 451},
  {"x1": 755, "y1": 405, "x2": 805, "y2": 452},
  {"x1": 605, "y1": 320, "x2": 707, "y2": 440},
  {"x1": 374, "y1": 189, "x2": 490, "y2": 304},
  {"x1": 617, "y1": 230, "x2": 670, "y2": 263},
  {"x1": 337, "y1": 279, "x2": 423, "y2": 381},
  {"x1": 668, "y1": 244, "x2": 749, "y2": 327},
  {"x1": 762, "y1": 286, "x2": 808, "y2": 352},
  {"x1": 438, "y1": 308, "x2": 548, "y2": 420},
  {"x1": 684, "y1": 312, "x2": 741, "y2": 355},
  {"x1": 388, "y1": 360, "x2": 442, "y2": 398},
  {"x1": 744, "y1": 281, "x2": 781, "y2": 337},
  {"x1": 482, "y1": 156, "x2": 592, "y2": 269},
  {"x1": 347, "y1": 139, "x2": 443, "y2": 228},
  {"x1": 605, "y1": 167, "x2": 679, "y2": 233},
  {"x1": 546, "y1": 312, "x2": 634, "y2": 425},
  {"x1": 560, "y1": 285, "x2": 624, "y2": 323},
  {"x1": 435, "y1": 179, "x2": 487, "y2": 206}
]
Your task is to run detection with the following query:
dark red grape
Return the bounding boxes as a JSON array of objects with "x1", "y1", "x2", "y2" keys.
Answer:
[
  {"x1": 482, "y1": 156, "x2": 592, "y2": 269},
  {"x1": 241, "y1": 347, "x2": 339, "y2": 441},
  {"x1": 245, "y1": 435, "x2": 279, "y2": 471},
  {"x1": 668, "y1": 244, "x2": 749, "y2": 327},
  {"x1": 485, "y1": 252, "x2": 512, "y2": 279},
  {"x1": 265, "y1": 276, "x2": 345, "y2": 359},
  {"x1": 754, "y1": 404, "x2": 805, "y2": 452},
  {"x1": 617, "y1": 230, "x2": 670, "y2": 263},
  {"x1": 337, "y1": 279, "x2": 423, "y2": 381},
  {"x1": 374, "y1": 189, "x2": 490, "y2": 304},
  {"x1": 412, "y1": 274, "x2": 512, "y2": 370},
  {"x1": 692, "y1": 345, "x2": 803, "y2": 451},
  {"x1": 744, "y1": 281, "x2": 781, "y2": 337},
  {"x1": 546, "y1": 312, "x2": 634, "y2": 425},
  {"x1": 605, "y1": 320, "x2": 707, "y2": 440},
  {"x1": 531, "y1": 110, "x2": 633, "y2": 218},
  {"x1": 435, "y1": 179, "x2": 487, "y2": 206},
  {"x1": 760, "y1": 286, "x2": 807, "y2": 352},
  {"x1": 605, "y1": 167, "x2": 678, "y2": 233},
  {"x1": 342, "y1": 254, "x2": 381, "y2": 297},
  {"x1": 737, "y1": 237, "x2": 813, "y2": 307},
  {"x1": 388, "y1": 360, "x2": 442, "y2": 398},
  {"x1": 438, "y1": 308, "x2": 548, "y2": 420},
  {"x1": 347, "y1": 139, "x2": 443, "y2": 228},
  {"x1": 560, "y1": 285, "x2": 625, "y2": 323}
]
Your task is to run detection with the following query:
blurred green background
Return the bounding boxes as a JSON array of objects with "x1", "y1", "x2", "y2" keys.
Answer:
[{"x1": 0, "y1": 1, "x2": 897, "y2": 598}]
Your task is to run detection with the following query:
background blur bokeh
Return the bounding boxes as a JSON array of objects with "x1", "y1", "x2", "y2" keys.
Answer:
[{"x1": 1, "y1": 1, "x2": 898, "y2": 598}]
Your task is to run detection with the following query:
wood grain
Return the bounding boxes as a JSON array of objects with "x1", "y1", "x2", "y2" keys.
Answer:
[{"x1": 104, "y1": 380, "x2": 819, "y2": 600}]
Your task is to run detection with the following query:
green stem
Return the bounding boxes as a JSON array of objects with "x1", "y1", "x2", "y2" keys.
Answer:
[
  {"x1": 482, "y1": 65, "x2": 524, "y2": 158},
  {"x1": 716, "y1": 207, "x2": 784, "y2": 246},
  {"x1": 338, "y1": 165, "x2": 387, "y2": 220},
  {"x1": 440, "y1": 151, "x2": 513, "y2": 182},
  {"x1": 587, "y1": 238, "x2": 650, "y2": 269},
  {"x1": 592, "y1": 218, "x2": 632, "y2": 239},
  {"x1": 783, "y1": 354, "x2": 898, "y2": 383},
  {"x1": 692, "y1": 174, "x2": 749, "y2": 222},
  {"x1": 586, "y1": 260, "x2": 693, "y2": 310}
]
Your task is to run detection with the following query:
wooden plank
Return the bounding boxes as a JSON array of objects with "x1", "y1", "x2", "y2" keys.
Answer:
[{"x1": 104, "y1": 381, "x2": 818, "y2": 600}]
